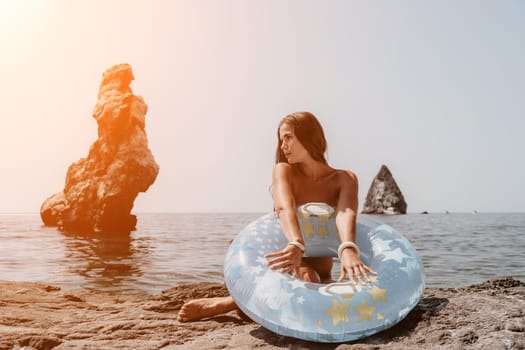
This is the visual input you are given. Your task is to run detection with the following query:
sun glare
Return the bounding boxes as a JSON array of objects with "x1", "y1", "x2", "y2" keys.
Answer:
[
  {"x1": 0, "y1": 0, "x2": 42, "y2": 35},
  {"x1": 0, "y1": 0, "x2": 14, "y2": 9},
  {"x1": 0, "y1": 0, "x2": 20, "y2": 19}
]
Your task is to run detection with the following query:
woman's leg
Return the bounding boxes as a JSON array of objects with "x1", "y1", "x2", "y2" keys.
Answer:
[
  {"x1": 178, "y1": 257, "x2": 333, "y2": 322},
  {"x1": 299, "y1": 257, "x2": 333, "y2": 283},
  {"x1": 178, "y1": 296, "x2": 239, "y2": 322}
]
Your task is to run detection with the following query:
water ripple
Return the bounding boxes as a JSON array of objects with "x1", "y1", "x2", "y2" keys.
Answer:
[{"x1": 0, "y1": 212, "x2": 523, "y2": 294}]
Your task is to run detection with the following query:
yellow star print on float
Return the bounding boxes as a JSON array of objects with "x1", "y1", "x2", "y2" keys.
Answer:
[
  {"x1": 300, "y1": 221, "x2": 316, "y2": 237},
  {"x1": 367, "y1": 285, "x2": 388, "y2": 303},
  {"x1": 354, "y1": 300, "x2": 376, "y2": 322},
  {"x1": 325, "y1": 299, "x2": 351, "y2": 326},
  {"x1": 318, "y1": 214, "x2": 330, "y2": 222},
  {"x1": 318, "y1": 224, "x2": 328, "y2": 238},
  {"x1": 341, "y1": 293, "x2": 354, "y2": 302}
]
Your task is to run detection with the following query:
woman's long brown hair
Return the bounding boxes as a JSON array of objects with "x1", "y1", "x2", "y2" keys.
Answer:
[{"x1": 275, "y1": 111, "x2": 327, "y2": 164}]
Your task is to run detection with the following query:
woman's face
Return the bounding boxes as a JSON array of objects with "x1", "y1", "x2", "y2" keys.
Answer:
[{"x1": 279, "y1": 123, "x2": 310, "y2": 164}]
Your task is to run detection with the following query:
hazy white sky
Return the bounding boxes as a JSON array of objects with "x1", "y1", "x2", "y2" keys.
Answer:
[{"x1": 1, "y1": 0, "x2": 523, "y2": 213}]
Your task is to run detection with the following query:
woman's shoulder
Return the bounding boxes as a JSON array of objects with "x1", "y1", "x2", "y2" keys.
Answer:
[
  {"x1": 273, "y1": 162, "x2": 294, "y2": 180},
  {"x1": 334, "y1": 168, "x2": 358, "y2": 185},
  {"x1": 274, "y1": 162, "x2": 293, "y2": 174},
  {"x1": 274, "y1": 162, "x2": 292, "y2": 170}
]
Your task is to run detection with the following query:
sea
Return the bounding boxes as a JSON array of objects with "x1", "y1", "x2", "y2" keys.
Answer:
[{"x1": 0, "y1": 212, "x2": 523, "y2": 295}]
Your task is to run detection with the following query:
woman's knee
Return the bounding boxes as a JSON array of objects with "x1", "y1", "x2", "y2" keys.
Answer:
[
  {"x1": 302, "y1": 257, "x2": 333, "y2": 282},
  {"x1": 294, "y1": 266, "x2": 321, "y2": 283}
]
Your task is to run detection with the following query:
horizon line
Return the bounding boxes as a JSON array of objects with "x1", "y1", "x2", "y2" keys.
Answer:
[{"x1": 1, "y1": 211, "x2": 525, "y2": 215}]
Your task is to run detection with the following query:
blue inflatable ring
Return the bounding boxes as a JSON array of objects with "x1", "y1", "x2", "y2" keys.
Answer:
[{"x1": 224, "y1": 203, "x2": 425, "y2": 343}]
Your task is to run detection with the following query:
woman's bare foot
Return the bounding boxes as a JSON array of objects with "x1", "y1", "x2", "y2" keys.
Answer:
[
  {"x1": 178, "y1": 296, "x2": 238, "y2": 322},
  {"x1": 234, "y1": 307, "x2": 252, "y2": 322}
]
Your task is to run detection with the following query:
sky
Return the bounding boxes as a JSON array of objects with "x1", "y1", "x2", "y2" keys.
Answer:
[{"x1": 1, "y1": 0, "x2": 524, "y2": 213}]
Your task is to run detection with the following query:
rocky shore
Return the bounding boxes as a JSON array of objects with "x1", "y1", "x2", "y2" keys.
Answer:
[{"x1": 0, "y1": 278, "x2": 523, "y2": 350}]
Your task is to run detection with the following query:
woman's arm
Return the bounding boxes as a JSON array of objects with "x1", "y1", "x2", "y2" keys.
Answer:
[
  {"x1": 265, "y1": 163, "x2": 304, "y2": 273},
  {"x1": 336, "y1": 170, "x2": 375, "y2": 284},
  {"x1": 272, "y1": 163, "x2": 304, "y2": 244},
  {"x1": 335, "y1": 170, "x2": 359, "y2": 244}
]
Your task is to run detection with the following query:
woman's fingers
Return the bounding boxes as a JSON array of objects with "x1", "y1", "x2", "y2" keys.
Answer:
[
  {"x1": 266, "y1": 249, "x2": 296, "y2": 271},
  {"x1": 265, "y1": 251, "x2": 284, "y2": 258},
  {"x1": 339, "y1": 263, "x2": 375, "y2": 285},
  {"x1": 266, "y1": 247, "x2": 303, "y2": 273},
  {"x1": 337, "y1": 273, "x2": 344, "y2": 282},
  {"x1": 265, "y1": 251, "x2": 286, "y2": 261},
  {"x1": 358, "y1": 265, "x2": 371, "y2": 283},
  {"x1": 268, "y1": 259, "x2": 292, "y2": 270},
  {"x1": 267, "y1": 256, "x2": 288, "y2": 268},
  {"x1": 280, "y1": 264, "x2": 294, "y2": 273},
  {"x1": 265, "y1": 251, "x2": 287, "y2": 265},
  {"x1": 348, "y1": 269, "x2": 357, "y2": 285},
  {"x1": 363, "y1": 264, "x2": 377, "y2": 275}
]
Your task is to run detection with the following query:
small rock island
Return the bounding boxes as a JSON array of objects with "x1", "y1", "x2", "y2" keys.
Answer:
[
  {"x1": 40, "y1": 64, "x2": 159, "y2": 233},
  {"x1": 362, "y1": 164, "x2": 407, "y2": 215}
]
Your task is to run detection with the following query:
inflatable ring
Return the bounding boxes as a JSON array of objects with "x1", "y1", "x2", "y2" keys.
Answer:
[{"x1": 224, "y1": 203, "x2": 425, "y2": 343}]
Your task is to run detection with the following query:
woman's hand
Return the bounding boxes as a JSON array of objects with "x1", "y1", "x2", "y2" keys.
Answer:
[
  {"x1": 339, "y1": 248, "x2": 376, "y2": 285},
  {"x1": 265, "y1": 245, "x2": 303, "y2": 274}
]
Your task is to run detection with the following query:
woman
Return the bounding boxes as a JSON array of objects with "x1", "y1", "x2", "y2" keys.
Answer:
[{"x1": 178, "y1": 111, "x2": 374, "y2": 322}]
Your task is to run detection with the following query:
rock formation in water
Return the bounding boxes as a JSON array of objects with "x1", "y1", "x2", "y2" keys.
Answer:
[
  {"x1": 362, "y1": 165, "x2": 407, "y2": 214},
  {"x1": 40, "y1": 63, "x2": 159, "y2": 233}
]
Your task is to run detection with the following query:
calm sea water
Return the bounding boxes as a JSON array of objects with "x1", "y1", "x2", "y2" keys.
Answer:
[{"x1": 0, "y1": 212, "x2": 523, "y2": 294}]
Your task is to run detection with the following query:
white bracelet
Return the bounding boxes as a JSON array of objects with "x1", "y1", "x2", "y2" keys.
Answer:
[
  {"x1": 288, "y1": 241, "x2": 305, "y2": 254},
  {"x1": 337, "y1": 241, "x2": 360, "y2": 259}
]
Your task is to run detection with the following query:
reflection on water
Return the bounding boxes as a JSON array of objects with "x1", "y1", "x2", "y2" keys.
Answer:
[
  {"x1": 59, "y1": 230, "x2": 153, "y2": 293},
  {"x1": 0, "y1": 212, "x2": 257, "y2": 294}
]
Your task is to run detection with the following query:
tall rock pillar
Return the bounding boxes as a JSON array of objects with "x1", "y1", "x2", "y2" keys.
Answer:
[{"x1": 40, "y1": 64, "x2": 159, "y2": 233}]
